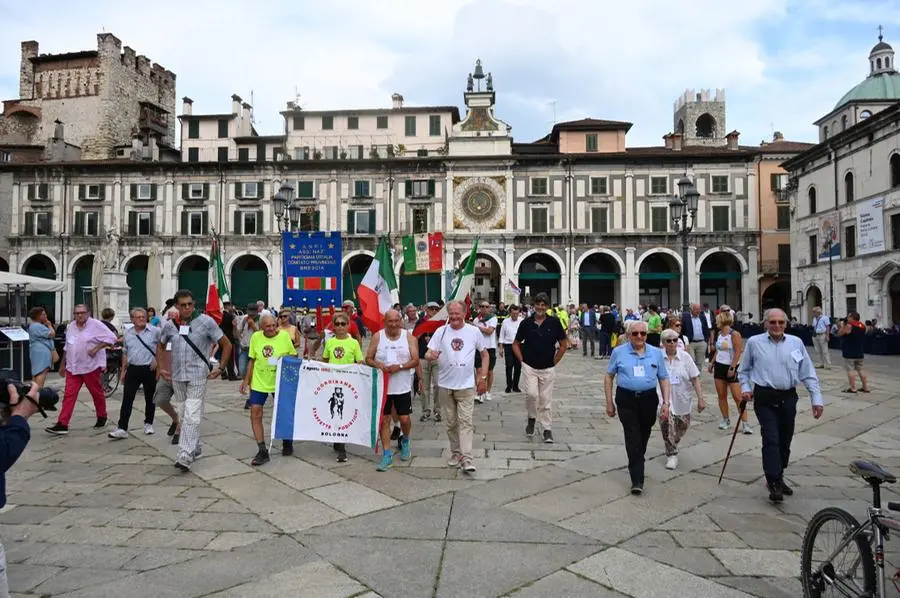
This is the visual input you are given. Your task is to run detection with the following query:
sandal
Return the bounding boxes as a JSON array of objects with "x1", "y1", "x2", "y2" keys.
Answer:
[
  {"x1": 859, "y1": 388, "x2": 871, "y2": 393},
  {"x1": 842, "y1": 388, "x2": 857, "y2": 393}
]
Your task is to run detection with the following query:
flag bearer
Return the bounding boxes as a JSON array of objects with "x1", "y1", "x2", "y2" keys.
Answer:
[{"x1": 320, "y1": 311, "x2": 365, "y2": 463}]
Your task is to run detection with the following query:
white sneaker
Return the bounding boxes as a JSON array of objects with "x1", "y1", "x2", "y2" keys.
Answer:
[
  {"x1": 144, "y1": 423, "x2": 155, "y2": 435},
  {"x1": 474, "y1": 394, "x2": 484, "y2": 404},
  {"x1": 665, "y1": 455, "x2": 678, "y2": 470},
  {"x1": 108, "y1": 428, "x2": 128, "y2": 440},
  {"x1": 718, "y1": 418, "x2": 731, "y2": 430},
  {"x1": 461, "y1": 459, "x2": 477, "y2": 473},
  {"x1": 447, "y1": 454, "x2": 463, "y2": 468},
  {"x1": 741, "y1": 422, "x2": 753, "y2": 435},
  {"x1": 484, "y1": 392, "x2": 492, "y2": 402}
]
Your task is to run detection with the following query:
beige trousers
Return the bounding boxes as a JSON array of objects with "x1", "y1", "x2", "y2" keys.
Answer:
[
  {"x1": 438, "y1": 387, "x2": 475, "y2": 460},
  {"x1": 522, "y1": 363, "x2": 555, "y2": 430}
]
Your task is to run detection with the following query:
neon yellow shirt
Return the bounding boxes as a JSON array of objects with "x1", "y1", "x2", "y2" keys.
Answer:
[
  {"x1": 648, "y1": 313, "x2": 663, "y2": 333},
  {"x1": 323, "y1": 336, "x2": 363, "y2": 365},
  {"x1": 249, "y1": 329, "x2": 297, "y2": 392}
]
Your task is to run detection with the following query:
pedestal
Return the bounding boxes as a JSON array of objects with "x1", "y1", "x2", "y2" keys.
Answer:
[{"x1": 102, "y1": 271, "x2": 131, "y2": 329}]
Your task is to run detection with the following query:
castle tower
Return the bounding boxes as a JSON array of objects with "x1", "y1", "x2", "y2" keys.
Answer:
[{"x1": 673, "y1": 88, "x2": 727, "y2": 147}]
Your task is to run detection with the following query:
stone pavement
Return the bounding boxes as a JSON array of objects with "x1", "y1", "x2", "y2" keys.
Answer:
[{"x1": 2, "y1": 347, "x2": 899, "y2": 597}]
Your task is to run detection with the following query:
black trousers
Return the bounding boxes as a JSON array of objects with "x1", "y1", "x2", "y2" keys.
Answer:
[
  {"x1": 582, "y1": 327, "x2": 596, "y2": 355},
  {"x1": 647, "y1": 333, "x2": 661, "y2": 347},
  {"x1": 615, "y1": 388, "x2": 659, "y2": 486},
  {"x1": 503, "y1": 344, "x2": 521, "y2": 390},
  {"x1": 753, "y1": 386, "x2": 798, "y2": 485},
  {"x1": 119, "y1": 364, "x2": 157, "y2": 430}
]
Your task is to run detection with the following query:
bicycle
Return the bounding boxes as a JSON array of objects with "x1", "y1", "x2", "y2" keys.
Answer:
[
  {"x1": 800, "y1": 459, "x2": 900, "y2": 597},
  {"x1": 102, "y1": 348, "x2": 123, "y2": 398}
]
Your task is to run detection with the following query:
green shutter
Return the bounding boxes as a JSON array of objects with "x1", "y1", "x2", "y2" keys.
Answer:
[
  {"x1": 78, "y1": 184, "x2": 86, "y2": 200},
  {"x1": 314, "y1": 210, "x2": 320, "y2": 230},
  {"x1": 234, "y1": 210, "x2": 242, "y2": 235},
  {"x1": 770, "y1": 173, "x2": 779, "y2": 191},
  {"x1": 405, "y1": 180, "x2": 412, "y2": 197},
  {"x1": 258, "y1": 181, "x2": 264, "y2": 198},
  {"x1": 38, "y1": 183, "x2": 48, "y2": 199},
  {"x1": 130, "y1": 184, "x2": 137, "y2": 201},
  {"x1": 181, "y1": 183, "x2": 189, "y2": 199},
  {"x1": 47, "y1": 214, "x2": 53, "y2": 234},
  {"x1": 151, "y1": 184, "x2": 158, "y2": 201},
  {"x1": 201, "y1": 212, "x2": 209, "y2": 235},
  {"x1": 202, "y1": 183, "x2": 210, "y2": 199},
  {"x1": 180, "y1": 211, "x2": 188, "y2": 235},
  {"x1": 24, "y1": 212, "x2": 34, "y2": 235},
  {"x1": 25, "y1": 185, "x2": 33, "y2": 200},
  {"x1": 149, "y1": 212, "x2": 156, "y2": 234},
  {"x1": 234, "y1": 182, "x2": 242, "y2": 200},
  {"x1": 98, "y1": 184, "x2": 106, "y2": 200},
  {"x1": 368, "y1": 209, "x2": 376, "y2": 234},
  {"x1": 256, "y1": 210, "x2": 264, "y2": 235},
  {"x1": 427, "y1": 179, "x2": 435, "y2": 197},
  {"x1": 74, "y1": 212, "x2": 85, "y2": 235},
  {"x1": 128, "y1": 212, "x2": 137, "y2": 235},
  {"x1": 347, "y1": 210, "x2": 354, "y2": 234}
]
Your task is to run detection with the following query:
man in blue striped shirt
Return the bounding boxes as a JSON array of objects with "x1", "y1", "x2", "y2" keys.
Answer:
[{"x1": 738, "y1": 308, "x2": 823, "y2": 503}]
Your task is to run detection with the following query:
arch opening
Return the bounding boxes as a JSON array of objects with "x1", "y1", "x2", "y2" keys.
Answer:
[
  {"x1": 343, "y1": 255, "x2": 373, "y2": 304},
  {"x1": 638, "y1": 252, "x2": 680, "y2": 309},
  {"x1": 230, "y1": 255, "x2": 269, "y2": 309},
  {"x1": 519, "y1": 253, "x2": 561, "y2": 305},
  {"x1": 22, "y1": 254, "x2": 57, "y2": 320},
  {"x1": 695, "y1": 113, "x2": 716, "y2": 138},
  {"x1": 126, "y1": 255, "x2": 149, "y2": 310},
  {"x1": 578, "y1": 253, "x2": 620, "y2": 307},
  {"x1": 178, "y1": 256, "x2": 209, "y2": 312},
  {"x1": 805, "y1": 285, "x2": 822, "y2": 323},
  {"x1": 699, "y1": 252, "x2": 743, "y2": 311},
  {"x1": 71, "y1": 255, "x2": 95, "y2": 313}
]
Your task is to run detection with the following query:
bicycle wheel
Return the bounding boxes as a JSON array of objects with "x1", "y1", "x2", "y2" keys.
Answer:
[
  {"x1": 102, "y1": 368, "x2": 120, "y2": 397},
  {"x1": 800, "y1": 507, "x2": 875, "y2": 598}
]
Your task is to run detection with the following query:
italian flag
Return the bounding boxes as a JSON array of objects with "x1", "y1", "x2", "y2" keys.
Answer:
[
  {"x1": 286, "y1": 276, "x2": 337, "y2": 290},
  {"x1": 413, "y1": 239, "x2": 478, "y2": 337},
  {"x1": 401, "y1": 232, "x2": 443, "y2": 273},
  {"x1": 206, "y1": 238, "x2": 230, "y2": 324},
  {"x1": 357, "y1": 237, "x2": 397, "y2": 334}
]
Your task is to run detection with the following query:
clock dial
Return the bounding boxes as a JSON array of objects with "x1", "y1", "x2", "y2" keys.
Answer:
[{"x1": 463, "y1": 188, "x2": 496, "y2": 221}]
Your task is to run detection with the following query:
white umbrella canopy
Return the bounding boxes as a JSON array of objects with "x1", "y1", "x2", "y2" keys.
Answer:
[
  {"x1": 90, "y1": 254, "x2": 105, "y2": 316},
  {"x1": 146, "y1": 245, "x2": 162, "y2": 312}
]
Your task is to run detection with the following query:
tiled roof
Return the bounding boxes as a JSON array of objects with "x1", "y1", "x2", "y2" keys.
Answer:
[{"x1": 758, "y1": 140, "x2": 815, "y2": 154}]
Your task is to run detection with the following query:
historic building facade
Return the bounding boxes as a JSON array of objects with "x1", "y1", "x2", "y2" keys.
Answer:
[
  {"x1": 2, "y1": 60, "x2": 768, "y2": 319},
  {"x1": 785, "y1": 35, "x2": 900, "y2": 326}
]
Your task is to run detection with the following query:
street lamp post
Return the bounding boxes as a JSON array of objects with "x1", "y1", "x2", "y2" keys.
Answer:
[
  {"x1": 824, "y1": 223, "x2": 836, "y2": 318},
  {"x1": 272, "y1": 182, "x2": 297, "y2": 233},
  {"x1": 669, "y1": 176, "x2": 700, "y2": 314}
]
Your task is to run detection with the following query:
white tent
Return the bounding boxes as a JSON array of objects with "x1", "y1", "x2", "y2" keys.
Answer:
[{"x1": 0, "y1": 271, "x2": 66, "y2": 293}]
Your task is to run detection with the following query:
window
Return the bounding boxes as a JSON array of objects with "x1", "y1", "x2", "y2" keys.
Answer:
[
  {"x1": 353, "y1": 180, "x2": 371, "y2": 198},
  {"x1": 531, "y1": 207, "x2": 548, "y2": 233},
  {"x1": 809, "y1": 234, "x2": 818, "y2": 264},
  {"x1": 405, "y1": 115, "x2": 416, "y2": 136},
  {"x1": 893, "y1": 214, "x2": 900, "y2": 249},
  {"x1": 217, "y1": 119, "x2": 228, "y2": 138},
  {"x1": 347, "y1": 116, "x2": 359, "y2": 130},
  {"x1": 711, "y1": 206, "x2": 730, "y2": 231},
  {"x1": 407, "y1": 179, "x2": 435, "y2": 198},
  {"x1": 841, "y1": 114, "x2": 848, "y2": 131},
  {"x1": 0, "y1": 150, "x2": 9, "y2": 163},
  {"x1": 475, "y1": 277, "x2": 484, "y2": 287},
  {"x1": 585, "y1": 134, "x2": 598, "y2": 152},
  {"x1": 377, "y1": 116, "x2": 388, "y2": 129},
  {"x1": 187, "y1": 120, "x2": 199, "y2": 139},
  {"x1": 891, "y1": 154, "x2": 900, "y2": 188},
  {"x1": 23, "y1": 212, "x2": 50, "y2": 236},
  {"x1": 846, "y1": 294, "x2": 857, "y2": 314},
  {"x1": 186, "y1": 183, "x2": 206, "y2": 200},
  {"x1": 297, "y1": 181, "x2": 315, "y2": 199},
  {"x1": 770, "y1": 173, "x2": 788, "y2": 191},
  {"x1": 429, "y1": 115, "x2": 441, "y2": 136},
  {"x1": 294, "y1": 146, "x2": 310, "y2": 161},
  {"x1": 217, "y1": 147, "x2": 228, "y2": 162},
  {"x1": 589, "y1": 177, "x2": 608, "y2": 195},
  {"x1": 650, "y1": 207, "x2": 668, "y2": 232},
  {"x1": 74, "y1": 211, "x2": 100, "y2": 236},
  {"x1": 650, "y1": 176, "x2": 667, "y2": 195},
  {"x1": 299, "y1": 210, "x2": 320, "y2": 232},
  {"x1": 293, "y1": 116, "x2": 304, "y2": 130},
  {"x1": 844, "y1": 172, "x2": 854, "y2": 203},
  {"x1": 530, "y1": 177, "x2": 548, "y2": 196},
  {"x1": 238, "y1": 148, "x2": 249, "y2": 162},
  {"x1": 590, "y1": 207, "x2": 608, "y2": 233},
  {"x1": 711, "y1": 175, "x2": 729, "y2": 194},
  {"x1": 27, "y1": 183, "x2": 49, "y2": 200},
  {"x1": 776, "y1": 205, "x2": 791, "y2": 230},
  {"x1": 859, "y1": 110, "x2": 872, "y2": 120},
  {"x1": 136, "y1": 184, "x2": 152, "y2": 200},
  {"x1": 242, "y1": 211, "x2": 258, "y2": 235},
  {"x1": 128, "y1": 211, "x2": 154, "y2": 236},
  {"x1": 182, "y1": 211, "x2": 207, "y2": 236},
  {"x1": 412, "y1": 207, "x2": 428, "y2": 234},
  {"x1": 350, "y1": 145, "x2": 364, "y2": 159},
  {"x1": 83, "y1": 184, "x2": 102, "y2": 200},
  {"x1": 322, "y1": 115, "x2": 334, "y2": 130},
  {"x1": 349, "y1": 209, "x2": 375, "y2": 234},
  {"x1": 777, "y1": 244, "x2": 791, "y2": 273},
  {"x1": 242, "y1": 182, "x2": 258, "y2": 199},
  {"x1": 808, "y1": 186, "x2": 817, "y2": 214},
  {"x1": 845, "y1": 225, "x2": 857, "y2": 258},
  {"x1": 416, "y1": 149, "x2": 428, "y2": 157},
  {"x1": 187, "y1": 147, "x2": 199, "y2": 162},
  {"x1": 325, "y1": 146, "x2": 338, "y2": 160}
]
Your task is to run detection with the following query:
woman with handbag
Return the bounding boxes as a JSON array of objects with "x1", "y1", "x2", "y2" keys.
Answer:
[{"x1": 27, "y1": 307, "x2": 56, "y2": 388}]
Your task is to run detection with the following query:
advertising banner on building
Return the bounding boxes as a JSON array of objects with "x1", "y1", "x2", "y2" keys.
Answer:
[
  {"x1": 282, "y1": 231, "x2": 342, "y2": 307},
  {"x1": 817, "y1": 213, "x2": 841, "y2": 262},
  {"x1": 857, "y1": 197, "x2": 885, "y2": 256}
]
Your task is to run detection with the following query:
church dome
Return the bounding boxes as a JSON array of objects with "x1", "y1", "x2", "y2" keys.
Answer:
[
  {"x1": 872, "y1": 40, "x2": 892, "y2": 52},
  {"x1": 835, "y1": 32, "x2": 900, "y2": 109}
]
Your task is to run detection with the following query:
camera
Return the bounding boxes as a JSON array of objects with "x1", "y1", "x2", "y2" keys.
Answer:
[{"x1": 0, "y1": 370, "x2": 60, "y2": 424}]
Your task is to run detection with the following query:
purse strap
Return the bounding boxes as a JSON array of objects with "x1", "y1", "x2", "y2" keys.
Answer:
[{"x1": 132, "y1": 329, "x2": 156, "y2": 357}]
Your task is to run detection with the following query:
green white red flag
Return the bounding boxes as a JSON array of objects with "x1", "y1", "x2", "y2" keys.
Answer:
[
  {"x1": 401, "y1": 232, "x2": 443, "y2": 273},
  {"x1": 357, "y1": 237, "x2": 397, "y2": 333},
  {"x1": 206, "y1": 238, "x2": 230, "y2": 324},
  {"x1": 412, "y1": 239, "x2": 478, "y2": 336}
]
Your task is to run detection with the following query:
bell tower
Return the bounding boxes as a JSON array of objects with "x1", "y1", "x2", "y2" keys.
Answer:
[
  {"x1": 672, "y1": 88, "x2": 728, "y2": 147},
  {"x1": 449, "y1": 58, "x2": 511, "y2": 157}
]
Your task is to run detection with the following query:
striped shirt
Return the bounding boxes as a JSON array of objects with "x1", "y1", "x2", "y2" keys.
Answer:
[
  {"x1": 159, "y1": 314, "x2": 223, "y2": 382},
  {"x1": 123, "y1": 325, "x2": 160, "y2": 366}
]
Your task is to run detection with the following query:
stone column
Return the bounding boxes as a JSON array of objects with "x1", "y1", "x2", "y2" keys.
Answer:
[
  {"x1": 687, "y1": 245, "x2": 698, "y2": 305},
  {"x1": 624, "y1": 170, "x2": 634, "y2": 232},
  {"x1": 623, "y1": 247, "x2": 638, "y2": 308},
  {"x1": 269, "y1": 245, "x2": 282, "y2": 307},
  {"x1": 446, "y1": 172, "x2": 455, "y2": 232},
  {"x1": 164, "y1": 177, "x2": 175, "y2": 235},
  {"x1": 162, "y1": 250, "x2": 175, "y2": 303},
  {"x1": 745, "y1": 245, "x2": 759, "y2": 315}
]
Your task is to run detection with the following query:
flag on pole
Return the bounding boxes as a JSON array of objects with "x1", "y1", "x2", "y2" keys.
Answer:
[
  {"x1": 507, "y1": 278, "x2": 521, "y2": 296},
  {"x1": 413, "y1": 239, "x2": 478, "y2": 336},
  {"x1": 357, "y1": 236, "x2": 397, "y2": 334},
  {"x1": 401, "y1": 232, "x2": 443, "y2": 273},
  {"x1": 206, "y1": 238, "x2": 230, "y2": 324}
]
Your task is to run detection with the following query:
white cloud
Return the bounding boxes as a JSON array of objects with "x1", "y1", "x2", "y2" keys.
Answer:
[{"x1": 0, "y1": 0, "x2": 892, "y2": 147}]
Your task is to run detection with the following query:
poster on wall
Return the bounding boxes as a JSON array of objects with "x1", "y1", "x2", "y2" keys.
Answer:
[
  {"x1": 817, "y1": 213, "x2": 841, "y2": 262},
  {"x1": 282, "y1": 231, "x2": 342, "y2": 308},
  {"x1": 857, "y1": 197, "x2": 885, "y2": 256}
]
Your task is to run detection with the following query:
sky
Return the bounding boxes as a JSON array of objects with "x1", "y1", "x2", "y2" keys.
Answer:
[{"x1": 0, "y1": 0, "x2": 896, "y2": 147}]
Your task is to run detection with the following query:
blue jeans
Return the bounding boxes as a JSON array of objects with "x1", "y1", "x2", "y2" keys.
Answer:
[
  {"x1": 753, "y1": 387, "x2": 798, "y2": 485},
  {"x1": 238, "y1": 347, "x2": 250, "y2": 377},
  {"x1": 597, "y1": 330, "x2": 611, "y2": 357}
]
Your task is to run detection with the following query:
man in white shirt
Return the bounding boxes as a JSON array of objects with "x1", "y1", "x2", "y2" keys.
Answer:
[
  {"x1": 426, "y1": 300, "x2": 487, "y2": 473},
  {"x1": 473, "y1": 301, "x2": 498, "y2": 403},
  {"x1": 498, "y1": 305, "x2": 523, "y2": 393},
  {"x1": 811, "y1": 306, "x2": 831, "y2": 369}
]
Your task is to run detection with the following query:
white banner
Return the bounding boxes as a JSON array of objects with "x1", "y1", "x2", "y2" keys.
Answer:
[
  {"x1": 857, "y1": 197, "x2": 885, "y2": 256},
  {"x1": 272, "y1": 357, "x2": 386, "y2": 448}
]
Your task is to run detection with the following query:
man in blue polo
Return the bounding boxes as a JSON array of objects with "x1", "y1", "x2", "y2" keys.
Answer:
[{"x1": 604, "y1": 320, "x2": 670, "y2": 495}]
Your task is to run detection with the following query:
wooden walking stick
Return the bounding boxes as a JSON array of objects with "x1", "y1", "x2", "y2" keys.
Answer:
[{"x1": 718, "y1": 399, "x2": 748, "y2": 484}]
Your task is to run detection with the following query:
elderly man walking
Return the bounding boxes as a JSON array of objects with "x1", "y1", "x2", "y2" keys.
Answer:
[
  {"x1": 579, "y1": 304, "x2": 597, "y2": 357},
  {"x1": 46, "y1": 305, "x2": 118, "y2": 435},
  {"x1": 425, "y1": 300, "x2": 487, "y2": 473},
  {"x1": 738, "y1": 308, "x2": 823, "y2": 503},
  {"x1": 109, "y1": 308, "x2": 160, "y2": 439},
  {"x1": 604, "y1": 320, "x2": 670, "y2": 495},
  {"x1": 158, "y1": 290, "x2": 232, "y2": 472},
  {"x1": 810, "y1": 307, "x2": 832, "y2": 369},
  {"x1": 681, "y1": 303, "x2": 711, "y2": 367},
  {"x1": 414, "y1": 302, "x2": 442, "y2": 422}
]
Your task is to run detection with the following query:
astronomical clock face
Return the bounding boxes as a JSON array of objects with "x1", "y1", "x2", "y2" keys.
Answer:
[{"x1": 454, "y1": 177, "x2": 506, "y2": 231}]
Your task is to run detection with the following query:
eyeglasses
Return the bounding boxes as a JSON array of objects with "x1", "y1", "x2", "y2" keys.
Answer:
[
  {"x1": 178, "y1": 302, "x2": 194, "y2": 308},
  {"x1": 631, "y1": 331, "x2": 647, "y2": 337},
  {"x1": 333, "y1": 322, "x2": 348, "y2": 327},
  {"x1": 279, "y1": 314, "x2": 289, "y2": 318},
  {"x1": 663, "y1": 339, "x2": 678, "y2": 344},
  {"x1": 73, "y1": 311, "x2": 88, "y2": 315},
  {"x1": 768, "y1": 320, "x2": 787, "y2": 325}
]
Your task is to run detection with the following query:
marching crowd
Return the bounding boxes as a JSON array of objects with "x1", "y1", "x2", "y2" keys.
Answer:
[{"x1": 24, "y1": 292, "x2": 879, "y2": 504}]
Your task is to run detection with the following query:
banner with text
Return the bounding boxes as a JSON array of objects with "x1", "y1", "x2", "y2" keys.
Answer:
[
  {"x1": 817, "y1": 213, "x2": 841, "y2": 262},
  {"x1": 282, "y1": 231, "x2": 342, "y2": 307},
  {"x1": 272, "y1": 357, "x2": 387, "y2": 448},
  {"x1": 858, "y1": 197, "x2": 885, "y2": 256}
]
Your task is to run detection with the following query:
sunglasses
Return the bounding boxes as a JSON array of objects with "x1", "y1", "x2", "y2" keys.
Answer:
[
  {"x1": 768, "y1": 320, "x2": 787, "y2": 325},
  {"x1": 279, "y1": 314, "x2": 290, "y2": 318},
  {"x1": 631, "y1": 331, "x2": 647, "y2": 337},
  {"x1": 178, "y1": 302, "x2": 194, "y2": 308},
  {"x1": 333, "y1": 321, "x2": 348, "y2": 327},
  {"x1": 663, "y1": 339, "x2": 678, "y2": 344},
  {"x1": 673, "y1": 323, "x2": 681, "y2": 327}
]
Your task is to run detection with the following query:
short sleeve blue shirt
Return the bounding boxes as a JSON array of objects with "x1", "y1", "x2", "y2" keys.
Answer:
[{"x1": 607, "y1": 343, "x2": 668, "y2": 391}]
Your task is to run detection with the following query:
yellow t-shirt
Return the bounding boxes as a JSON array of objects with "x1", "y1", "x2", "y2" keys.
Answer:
[
  {"x1": 323, "y1": 336, "x2": 363, "y2": 365},
  {"x1": 249, "y1": 329, "x2": 297, "y2": 393}
]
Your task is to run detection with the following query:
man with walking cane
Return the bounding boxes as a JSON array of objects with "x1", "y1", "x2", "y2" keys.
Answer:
[{"x1": 736, "y1": 308, "x2": 823, "y2": 503}]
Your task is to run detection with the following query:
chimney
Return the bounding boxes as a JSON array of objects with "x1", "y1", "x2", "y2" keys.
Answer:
[
  {"x1": 20, "y1": 40, "x2": 38, "y2": 99},
  {"x1": 391, "y1": 93, "x2": 404, "y2": 109},
  {"x1": 663, "y1": 133, "x2": 673, "y2": 150},
  {"x1": 182, "y1": 97, "x2": 193, "y2": 115},
  {"x1": 231, "y1": 94, "x2": 242, "y2": 115},
  {"x1": 52, "y1": 119, "x2": 64, "y2": 141},
  {"x1": 671, "y1": 132, "x2": 683, "y2": 151},
  {"x1": 726, "y1": 130, "x2": 740, "y2": 150},
  {"x1": 773, "y1": 131, "x2": 784, "y2": 142},
  {"x1": 241, "y1": 102, "x2": 252, "y2": 134}
]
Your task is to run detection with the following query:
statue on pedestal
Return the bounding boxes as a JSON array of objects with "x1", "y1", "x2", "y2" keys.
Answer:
[{"x1": 102, "y1": 223, "x2": 120, "y2": 270}]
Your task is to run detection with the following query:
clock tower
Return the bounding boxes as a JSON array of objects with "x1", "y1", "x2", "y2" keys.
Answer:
[{"x1": 448, "y1": 59, "x2": 512, "y2": 157}]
